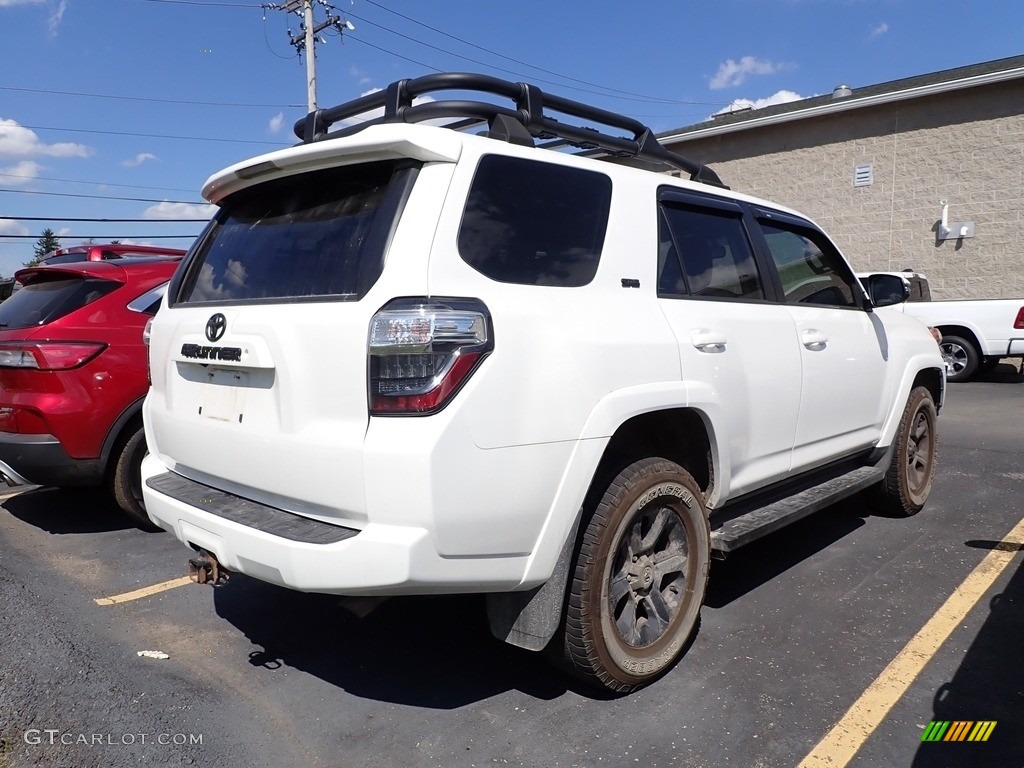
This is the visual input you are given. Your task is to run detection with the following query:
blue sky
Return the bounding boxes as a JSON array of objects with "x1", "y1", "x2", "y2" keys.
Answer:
[{"x1": 0, "y1": 0, "x2": 1020, "y2": 277}]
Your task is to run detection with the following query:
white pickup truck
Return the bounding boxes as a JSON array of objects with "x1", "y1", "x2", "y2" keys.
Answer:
[{"x1": 861, "y1": 271, "x2": 1024, "y2": 382}]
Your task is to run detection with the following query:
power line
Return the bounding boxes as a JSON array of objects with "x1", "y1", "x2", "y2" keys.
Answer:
[
  {"x1": 121, "y1": 0, "x2": 723, "y2": 109},
  {"x1": 359, "y1": 0, "x2": 726, "y2": 107},
  {"x1": 0, "y1": 188, "x2": 207, "y2": 205},
  {"x1": 0, "y1": 84, "x2": 303, "y2": 109},
  {"x1": 345, "y1": 10, "x2": 683, "y2": 105},
  {"x1": 346, "y1": 35, "x2": 441, "y2": 74},
  {"x1": 264, "y1": 1, "x2": 356, "y2": 112},
  {"x1": 137, "y1": 0, "x2": 257, "y2": 6},
  {"x1": 262, "y1": 3, "x2": 298, "y2": 60},
  {"x1": 0, "y1": 173, "x2": 198, "y2": 194},
  {"x1": 21, "y1": 123, "x2": 290, "y2": 147},
  {"x1": 2, "y1": 216, "x2": 209, "y2": 222}
]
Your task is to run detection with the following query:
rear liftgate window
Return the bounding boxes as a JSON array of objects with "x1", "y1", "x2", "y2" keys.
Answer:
[
  {"x1": 458, "y1": 155, "x2": 612, "y2": 287},
  {"x1": 0, "y1": 275, "x2": 119, "y2": 329},
  {"x1": 176, "y1": 160, "x2": 415, "y2": 304}
]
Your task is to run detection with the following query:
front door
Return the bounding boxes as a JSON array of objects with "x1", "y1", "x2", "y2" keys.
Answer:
[{"x1": 755, "y1": 215, "x2": 889, "y2": 471}]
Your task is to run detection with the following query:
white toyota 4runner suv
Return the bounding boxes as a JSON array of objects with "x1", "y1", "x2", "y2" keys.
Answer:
[{"x1": 142, "y1": 73, "x2": 944, "y2": 692}]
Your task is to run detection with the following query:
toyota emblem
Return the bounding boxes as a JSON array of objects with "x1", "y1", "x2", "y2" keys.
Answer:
[{"x1": 205, "y1": 313, "x2": 227, "y2": 342}]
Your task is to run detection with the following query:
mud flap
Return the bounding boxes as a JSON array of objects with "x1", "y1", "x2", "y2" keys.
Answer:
[{"x1": 485, "y1": 513, "x2": 580, "y2": 652}]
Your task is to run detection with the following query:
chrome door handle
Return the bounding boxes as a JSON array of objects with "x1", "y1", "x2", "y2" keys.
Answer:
[
  {"x1": 691, "y1": 331, "x2": 727, "y2": 352},
  {"x1": 801, "y1": 329, "x2": 828, "y2": 348}
]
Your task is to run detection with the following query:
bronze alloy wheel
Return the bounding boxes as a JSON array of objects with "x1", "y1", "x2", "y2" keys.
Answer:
[
  {"x1": 873, "y1": 386, "x2": 938, "y2": 517},
  {"x1": 560, "y1": 458, "x2": 710, "y2": 692}
]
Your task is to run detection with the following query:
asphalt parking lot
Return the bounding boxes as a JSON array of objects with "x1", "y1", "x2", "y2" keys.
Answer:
[{"x1": 1, "y1": 367, "x2": 1022, "y2": 768}]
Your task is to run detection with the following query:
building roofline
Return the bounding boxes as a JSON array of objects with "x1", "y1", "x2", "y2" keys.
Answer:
[{"x1": 659, "y1": 55, "x2": 1024, "y2": 144}]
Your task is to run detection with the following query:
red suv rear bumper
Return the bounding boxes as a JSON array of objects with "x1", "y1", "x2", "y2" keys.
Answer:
[{"x1": 0, "y1": 431, "x2": 104, "y2": 486}]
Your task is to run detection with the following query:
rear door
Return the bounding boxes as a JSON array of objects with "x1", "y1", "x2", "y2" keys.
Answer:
[
  {"x1": 656, "y1": 191, "x2": 801, "y2": 498},
  {"x1": 146, "y1": 159, "x2": 428, "y2": 524}
]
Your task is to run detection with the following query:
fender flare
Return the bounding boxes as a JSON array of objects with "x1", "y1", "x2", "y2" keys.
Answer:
[
  {"x1": 99, "y1": 395, "x2": 147, "y2": 474},
  {"x1": 488, "y1": 382, "x2": 724, "y2": 651}
]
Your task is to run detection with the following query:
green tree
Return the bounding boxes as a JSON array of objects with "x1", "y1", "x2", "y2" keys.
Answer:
[{"x1": 26, "y1": 228, "x2": 61, "y2": 267}]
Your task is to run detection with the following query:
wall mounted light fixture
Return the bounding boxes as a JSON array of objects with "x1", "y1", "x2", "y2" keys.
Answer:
[{"x1": 938, "y1": 200, "x2": 975, "y2": 240}]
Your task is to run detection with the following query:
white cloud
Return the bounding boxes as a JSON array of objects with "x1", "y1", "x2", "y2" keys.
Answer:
[
  {"x1": 0, "y1": 219, "x2": 29, "y2": 236},
  {"x1": 870, "y1": 21, "x2": 889, "y2": 38},
  {"x1": 142, "y1": 201, "x2": 216, "y2": 220},
  {"x1": 121, "y1": 152, "x2": 158, "y2": 168},
  {"x1": 713, "y1": 90, "x2": 806, "y2": 116},
  {"x1": 337, "y1": 88, "x2": 440, "y2": 128},
  {"x1": 268, "y1": 112, "x2": 284, "y2": 134},
  {"x1": 47, "y1": 0, "x2": 66, "y2": 37},
  {"x1": 0, "y1": 0, "x2": 44, "y2": 6},
  {"x1": 710, "y1": 56, "x2": 790, "y2": 90},
  {"x1": 0, "y1": 118, "x2": 92, "y2": 158},
  {"x1": 349, "y1": 66, "x2": 372, "y2": 86},
  {"x1": 0, "y1": 160, "x2": 42, "y2": 185},
  {"x1": 56, "y1": 226, "x2": 72, "y2": 236}
]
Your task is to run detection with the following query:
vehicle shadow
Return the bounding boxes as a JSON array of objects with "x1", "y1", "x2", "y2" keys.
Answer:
[
  {"x1": 212, "y1": 574, "x2": 581, "y2": 708},
  {"x1": 209, "y1": 495, "x2": 874, "y2": 706},
  {"x1": 973, "y1": 359, "x2": 1024, "y2": 384},
  {"x1": 705, "y1": 497, "x2": 867, "y2": 608},
  {"x1": 1, "y1": 486, "x2": 135, "y2": 534},
  {"x1": 910, "y1": 542, "x2": 1024, "y2": 766}
]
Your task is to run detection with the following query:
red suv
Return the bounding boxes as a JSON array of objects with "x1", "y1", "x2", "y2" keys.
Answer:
[
  {"x1": 42, "y1": 243, "x2": 186, "y2": 265},
  {"x1": 0, "y1": 256, "x2": 182, "y2": 526}
]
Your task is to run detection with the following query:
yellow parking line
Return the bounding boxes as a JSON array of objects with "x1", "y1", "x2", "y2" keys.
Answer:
[
  {"x1": 94, "y1": 576, "x2": 193, "y2": 606},
  {"x1": 798, "y1": 516, "x2": 1024, "y2": 767}
]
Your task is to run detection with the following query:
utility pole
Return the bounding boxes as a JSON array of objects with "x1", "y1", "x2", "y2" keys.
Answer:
[{"x1": 264, "y1": 0, "x2": 355, "y2": 112}]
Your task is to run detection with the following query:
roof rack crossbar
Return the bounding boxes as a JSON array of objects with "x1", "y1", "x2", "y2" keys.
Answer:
[{"x1": 293, "y1": 72, "x2": 725, "y2": 188}]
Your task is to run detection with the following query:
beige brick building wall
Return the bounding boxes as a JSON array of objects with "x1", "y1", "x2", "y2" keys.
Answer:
[{"x1": 663, "y1": 79, "x2": 1024, "y2": 299}]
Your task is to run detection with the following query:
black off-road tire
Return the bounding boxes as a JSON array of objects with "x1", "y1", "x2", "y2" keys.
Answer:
[
  {"x1": 109, "y1": 424, "x2": 159, "y2": 530},
  {"x1": 939, "y1": 334, "x2": 978, "y2": 382},
  {"x1": 558, "y1": 458, "x2": 710, "y2": 693},
  {"x1": 872, "y1": 386, "x2": 938, "y2": 517}
]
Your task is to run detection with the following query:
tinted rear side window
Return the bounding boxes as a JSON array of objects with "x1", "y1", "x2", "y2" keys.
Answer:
[
  {"x1": 658, "y1": 204, "x2": 765, "y2": 300},
  {"x1": 0, "y1": 275, "x2": 119, "y2": 329},
  {"x1": 458, "y1": 155, "x2": 611, "y2": 287},
  {"x1": 177, "y1": 160, "x2": 410, "y2": 304}
]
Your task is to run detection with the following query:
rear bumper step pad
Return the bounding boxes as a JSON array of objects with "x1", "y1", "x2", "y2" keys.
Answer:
[{"x1": 146, "y1": 472, "x2": 359, "y2": 545}]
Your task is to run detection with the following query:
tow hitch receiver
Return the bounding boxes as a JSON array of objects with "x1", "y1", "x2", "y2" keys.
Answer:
[{"x1": 188, "y1": 550, "x2": 230, "y2": 586}]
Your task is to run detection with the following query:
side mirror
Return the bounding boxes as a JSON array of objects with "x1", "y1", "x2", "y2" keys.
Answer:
[{"x1": 862, "y1": 273, "x2": 911, "y2": 307}]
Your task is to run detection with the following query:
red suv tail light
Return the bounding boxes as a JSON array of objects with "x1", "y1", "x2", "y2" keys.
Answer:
[
  {"x1": 368, "y1": 298, "x2": 492, "y2": 415},
  {"x1": 0, "y1": 342, "x2": 106, "y2": 370},
  {"x1": 1014, "y1": 306, "x2": 1024, "y2": 330}
]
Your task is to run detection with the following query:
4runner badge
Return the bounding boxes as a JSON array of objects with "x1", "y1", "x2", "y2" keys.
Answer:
[{"x1": 205, "y1": 313, "x2": 227, "y2": 342}]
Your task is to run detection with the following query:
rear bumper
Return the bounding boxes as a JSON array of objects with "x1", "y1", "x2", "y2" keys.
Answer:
[
  {"x1": 0, "y1": 432, "x2": 104, "y2": 486},
  {"x1": 140, "y1": 456, "x2": 529, "y2": 596}
]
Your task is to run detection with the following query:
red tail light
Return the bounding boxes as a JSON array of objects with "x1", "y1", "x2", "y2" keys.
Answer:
[
  {"x1": 0, "y1": 342, "x2": 106, "y2": 371},
  {"x1": 368, "y1": 298, "x2": 492, "y2": 415},
  {"x1": 1014, "y1": 307, "x2": 1024, "y2": 330}
]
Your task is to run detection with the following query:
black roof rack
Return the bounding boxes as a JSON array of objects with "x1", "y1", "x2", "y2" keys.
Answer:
[{"x1": 292, "y1": 72, "x2": 726, "y2": 188}]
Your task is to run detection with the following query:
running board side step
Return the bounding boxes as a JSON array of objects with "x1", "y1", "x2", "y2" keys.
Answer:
[{"x1": 710, "y1": 465, "x2": 884, "y2": 554}]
